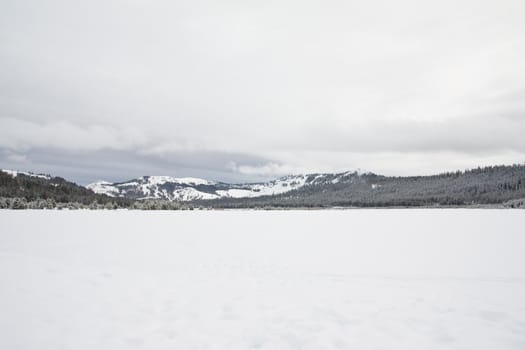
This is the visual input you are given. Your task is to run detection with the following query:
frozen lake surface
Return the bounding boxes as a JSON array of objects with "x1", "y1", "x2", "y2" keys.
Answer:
[{"x1": 1, "y1": 210, "x2": 525, "y2": 349}]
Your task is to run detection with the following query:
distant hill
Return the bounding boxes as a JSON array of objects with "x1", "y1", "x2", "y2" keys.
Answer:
[
  {"x1": 0, "y1": 170, "x2": 133, "y2": 208},
  {"x1": 86, "y1": 172, "x2": 361, "y2": 201},
  {"x1": 2, "y1": 164, "x2": 525, "y2": 208},
  {"x1": 199, "y1": 165, "x2": 525, "y2": 208}
]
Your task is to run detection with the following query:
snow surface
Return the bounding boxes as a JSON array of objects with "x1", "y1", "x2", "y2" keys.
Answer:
[
  {"x1": 168, "y1": 187, "x2": 219, "y2": 201},
  {"x1": 87, "y1": 174, "x2": 314, "y2": 200},
  {"x1": 1, "y1": 210, "x2": 525, "y2": 350},
  {"x1": 146, "y1": 176, "x2": 213, "y2": 186},
  {"x1": 222, "y1": 175, "x2": 308, "y2": 198},
  {"x1": 86, "y1": 181, "x2": 119, "y2": 196},
  {"x1": 1, "y1": 169, "x2": 51, "y2": 180},
  {"x1": 215, "y1": 175, "x2": 307, "y2": 199},
  {"x1": 86, "y1": 176, "x2": 217, "y2": 200}
]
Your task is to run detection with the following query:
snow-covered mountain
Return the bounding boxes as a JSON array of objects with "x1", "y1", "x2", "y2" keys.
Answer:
[
  {"x1": 1, "y1": 169, "x2": 52, "y2": 180},
  {"x1": 87, "y1": 172, "x2": 362, "y2": 201}
]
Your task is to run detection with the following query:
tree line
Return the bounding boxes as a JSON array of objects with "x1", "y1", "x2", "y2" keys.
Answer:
[
  {"x1": 2, "y1": 164, "x2": 524, "y2": 209},
  {"x1": 194, "y1": 164, "x2": 525, "y2": 208},
  {"x1": 0, "y1": 172, "x2": 193, "y2": 210}
]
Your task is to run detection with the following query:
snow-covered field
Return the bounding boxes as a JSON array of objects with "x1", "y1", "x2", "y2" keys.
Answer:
[{"x1": 1, "y1": 210, "x2": 524, "y2": 350}]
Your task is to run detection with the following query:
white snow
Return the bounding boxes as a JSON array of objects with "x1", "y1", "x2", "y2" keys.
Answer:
[
  {"x1": 87, "y1": 174, "x2": 316, "y2": 201},
  {"x1": 146, "y1": 176, "x2": 213, "y2": 186},
  {"x1": 136, "y1": 187, "x2": 219, "y2": 201},
  {"x1": 217, "y1": 175, "x2": 308, "y2": 198},
  {"x1": 86, "y1": 181, "x2": 119, "y2": 197},
  {"x1": 86, "y1": 173, "x2": 371, "y2": 201},
  {"x1": 171, "y1": 187, "x2": 219, "y2": 201},
  {"x1": 1, "y1": 210, "x2": 525, "y2": 350},
  {"x1": 87, "y1": 176, "x2": 218, "y2": 201},
  {"x1": 215, "y1": 188, "x2": 256, "y2": 198},
  {"x1": 1, "y1": 169, "x2": 51, "y2": 180}
]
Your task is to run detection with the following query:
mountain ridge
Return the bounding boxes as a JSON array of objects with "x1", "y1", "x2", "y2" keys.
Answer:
[
  {"x1": 2, "y1": 165, "x2": 525, "y2": 208},
  {"x1": 86, "y1": 172, "x2": 363, "y2": 201}
]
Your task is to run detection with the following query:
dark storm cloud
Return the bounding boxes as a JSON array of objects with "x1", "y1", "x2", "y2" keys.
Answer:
[{"x1": 0, "y1": 147, "x2": 275, "y2": 185}]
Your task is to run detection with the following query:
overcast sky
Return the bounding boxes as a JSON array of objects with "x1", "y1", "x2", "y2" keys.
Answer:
[{"x1": 1, "y1": 0, "x2": 524, "y2": 184}]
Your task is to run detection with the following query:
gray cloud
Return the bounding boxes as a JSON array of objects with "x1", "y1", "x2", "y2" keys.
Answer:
[
  {"x1": 1, "y1": 0, "x2": 524, "y2": 182},
  {"x1": 0, "y1": 147, "x2": 278, "y2": 185}
]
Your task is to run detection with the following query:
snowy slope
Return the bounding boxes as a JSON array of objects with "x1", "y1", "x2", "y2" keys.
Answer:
[
  {"x1": 86, "y1": 172, "x2": 363, "y2": 201},
  {"x1": 87, "y1": 176, "x2": 221, "y2": 201},
  {"x1": 87, "y1": 176, "x2": 220, "y2": 200},
  {"x1": 1, "y1": 169, "x2": 51, "y2": 180}
]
